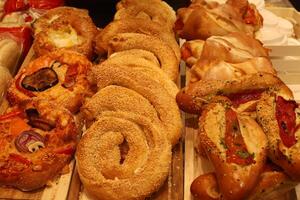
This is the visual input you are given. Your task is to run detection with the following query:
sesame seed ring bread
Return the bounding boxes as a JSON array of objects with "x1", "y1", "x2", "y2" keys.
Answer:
[
  {"x1": 198, "y1": 100, "x2": 267, "y2": 200},
  {"x1": 257, "y1": 93, "x2": 300, "y2": 180},
  {"x1": 176, "y1": 73, "x2": 293, "y2": 114},
  {"x1": 89, "y1": 63, "x2": 182, "y2": 146},
  {"x1": 0, "y1": 98, "x2": 78, "y2": 191},
  {"x1": 33, "y1": 7, "x2": 97, "y2": 59},
  {"x1": 107, "y1": 33, "x2": 179, "y2": 81},
  {"x1": 114, "y1": 0, "x2": 176, "y2": 31},
  {"x1": 7, "y1": 50, "x2": 93, "y2": 114},
  {"x1": 76, "y1": 111, "x2": 171, "y2": 200},
  {"x1": 103, "y1": 51, "x2": 179, "y2": 98},
  {"x1": 94, "y1": 18, "x2": 180, "y2": 61}
]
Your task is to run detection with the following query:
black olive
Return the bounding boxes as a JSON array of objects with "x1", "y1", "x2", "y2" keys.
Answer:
[
  {"x1": 21, "y1": 68, "x2": 58, "y2": 92},
  {"x1": 25, "y1": 108, "x2": 39, "y2": 119}
]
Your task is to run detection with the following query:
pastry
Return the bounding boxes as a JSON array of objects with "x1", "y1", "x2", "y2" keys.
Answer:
[
  {"x1": 0, "y1": 99, "x2": 78, "y2": 191},
  {"x1": 7, "y1": 50, "x2": 93, "y2": 113},
  {"x1": 180, "y1": 39, "x2": 205, "y2": 68}
]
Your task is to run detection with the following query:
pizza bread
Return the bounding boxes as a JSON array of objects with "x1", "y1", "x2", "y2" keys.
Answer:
[
  {"x1": 7, "y1": 50, "x2": 93, "y2": 114},
  {"x1": 33, "y1": 7, "x2": 97, "y2": 59},
  {"x1": 198, "y1": 99, "x2": 267, "y2": 200},
  {"x1": 0, "y1": 98, "x2": 78, "y2": 191},
  {"x1": 176, "y1": 73, "x2": 293, "y2": 114},
  {"x1": 257, "y1": 93, "x2": 300, "y2": 180}
]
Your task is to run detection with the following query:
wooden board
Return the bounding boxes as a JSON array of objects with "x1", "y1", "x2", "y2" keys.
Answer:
[{"x1": 0, "y1": 48, "x2": 184, "y2": 200}]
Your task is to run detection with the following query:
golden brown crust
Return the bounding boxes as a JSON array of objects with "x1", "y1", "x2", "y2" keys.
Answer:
[
  {"x1": 200, "y1": 32, "x2": 269, "y2": 63},
  {"x1": 175, "y1": 2, "x2": 255, "y2": 40},
  {"x1": 257, "y1": 94, "x2": 300, "y2": 181},
  {"x1": 176, "y1": 73, "x2": 293, "y2": 114},
  {"x1": 76, "y1": 111, "x2": 171, "y2": 200},
  {"x1": 33, "y1": 7, "x2": 97, "y2": 59},
  {"x1": 190, "y1": 57, "x2": 275, "y2": 83},
  {"x1": 180, "y1": 39, "x2": 205, "y2": 67},
  {"x1": 7, "y1": 50, "x2": 93, "y2": 114},
  {"x1": 107, "y1": 33, "x2": 179, "y2": 81},
  {"x1": 0, "y1": 99, "x2": 78, "y2": 191},
  {"x1": 114, "y1": 0, "x2": 176, "y2": 31},
  {"x1": 94, "y1": 19, "x2": 180, "y2": 60},
  {"x1": 198, "y1": 101, "x2": 267, "y2": 200},
  {"x1": 91, "y1": 62, "x2": 182, "y2": 146}
]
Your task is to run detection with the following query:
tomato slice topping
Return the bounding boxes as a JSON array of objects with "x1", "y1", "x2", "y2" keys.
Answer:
[
  {"x1": 276, "y1": 96, "x2": 299, "y2": 148},
  {"x1": 225, "y1": 109, "x2": 255, "y2": 165},
  {"x1": 227, "y1": 90, "x2": 263, "y2": 107},
  {"x1": 15, "y1": 73, "x2": 36, "y2": 97}
]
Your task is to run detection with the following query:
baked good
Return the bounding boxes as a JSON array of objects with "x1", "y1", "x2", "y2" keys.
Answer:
[
  {"x1": 85, "y1": 62, "x2": 182, "y2": 146},
  {"x1": 107, "y1": 33, "x2": 179, "y2": 81},
  {"x1": 7, "y1": 50, "x2": 93, "y2": 114},
  {"x1": 76, "y1": 111, "x2": 171, "y2": 200},
  {"x1": 175, "y1": 0, "x2": 262, "y2": 40},
  {"x1": 200, "y1": 32, "x2": 269, "y2": 63},
  {"x1": 0, "y1": 99, "x2": 78, "y2": 191},
  {"x1": 190, "y1": 164, "x2": 297, "y2": 200},
  {"x1": 114, "y1": 0, "x2": 176, "y2": 31},
  {"x1": 93, "y1": 18, "x2": 180, "y2": 61},
  {"x1": 190, "y1": 57, "x2": 275, "y2": 83},
  {"x1": 33, "y1": 7, "x2": 97, "y2": 59},
  {"x1": 198, "y1": 99, "x2": 267, "y2": 200},
  {"x1": 257, "y1": 93, "x2": 300, "y2": 180},
  {"x1": 0, "y1": 37, "x2": 22, "y2": 74},
  {"x1": 176, "y1": 73, "x2": 293, "y2": 114},
  {"x1": 180, "y1": 39, "x2": 205, "y2": 68}
]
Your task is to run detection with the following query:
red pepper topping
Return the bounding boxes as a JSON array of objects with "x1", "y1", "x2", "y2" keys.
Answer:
[
  {"x1": 15, "y1": 73, "x2": 36, "y2": 97},
  {"x1": 276, "y1": 96, "x2": 299, "y2": 148},
  {"x1": 54, "y1": 145, "x2": 75, "y2": 155},
  {"x1": 227, "y1": 90, "x2": 263, "y2": 107},
  {"x1": 181, "y1": 44, "x2": 192, "y2": 61},
  {"x1": 0, "y1": 110, "x2": 22, "y2": 121},
  {"x1": 243, "y1": 6, "x2": 256, "y2": 25},
  {"x1": 62, "y1": 65, "x2": 78, "y2": 89},
  {"x1": 225, "y1": 109, "x2": 255, "y2": 165},
  {"x1": 9, "y1": 153, "x2": 31, "y2": 165}
]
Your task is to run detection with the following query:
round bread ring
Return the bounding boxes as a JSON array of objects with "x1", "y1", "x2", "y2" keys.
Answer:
[
  {"x1": 33, "y1": 7, "x2": 97, "y2": 59},
  {"x1": 94, "y1": 18, "x2": 180, "y2": 60},
  {"x1": 257, "y1": 94, "x2": 300, "y2": 181},
  {"x1": 176, "y1": 73, "x2": 293, "y2": 114},
  {"x1": 108, "y1": 33, "x2": 179, "y2": 81},
  {"x1": 199, "y1": 101, "x2": 267, "y2": 200},
  {"x1": 104, "y1": 51, "x2": 178, "y2": 97},
  {"x1": 7, "y1": 50, "x2": 93, "y2": 114},
  {"x1": 91, "y1": 63, "x2": 182, "y2": 146},
  {"x1": 114, "y1": 0, "x2": 176, "y2": 31},
  {"x1": 0, "y1": 99, "x2": 78, "y2": 191},
  {"x1": 76, "y1": 111, "x2": 171, "y2": 200}
]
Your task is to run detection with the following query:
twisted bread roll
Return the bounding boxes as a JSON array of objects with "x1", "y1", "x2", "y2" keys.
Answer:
[
  {"x1": 94, "y1": 19, "x2": 180, "y2": 60},
  {"x1": 107, "y1": 33, "x2": 179, "y2": 81},
  {"x1": 90, "y1": 63, "x2": 182, "y2": 146},
  {"x1": 114, "y1": 0, "x2": 176, "y2": 31},
  {"x1": 76, "y1": 111, "x2": 171, "y2": 200},
  {"x1": 190, "y1": 57, "x2": 275, "y2": 83}
]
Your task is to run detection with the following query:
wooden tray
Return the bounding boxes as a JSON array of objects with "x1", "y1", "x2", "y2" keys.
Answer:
[{"x1": 0, "y1": 48, "x2": 184, "y2": 200}]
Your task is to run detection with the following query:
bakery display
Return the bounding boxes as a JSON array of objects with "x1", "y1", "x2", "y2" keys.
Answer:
[
  {"x1": 175, "y1": 0, "x2": 262, "y2": 40},
  {"x1": 0, "y1": 98, "x2": 78, "y2": 191},
  {"x1": 7, "y1": 50, "x2": 93, "y2": 113},
  {"x1": 33, "y1": 7, "x2": 97, "y2": 59}
]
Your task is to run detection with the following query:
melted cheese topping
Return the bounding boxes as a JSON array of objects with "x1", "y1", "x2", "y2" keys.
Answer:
[
  {"x1": 204, "y1": 104, "x2": 226, "y2": 157},
  {"x1": 48, "y1": 26, "x2": 83, "y2": 48}
]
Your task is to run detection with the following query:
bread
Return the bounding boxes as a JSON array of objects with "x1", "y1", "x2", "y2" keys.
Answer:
[
  {"x1": 198, "y1": 100, "x2": 267, "y2": 200},
  {"x1": 190, "y1": 57, "x2": 275, "y2": 83},
  {"x1": 180, "y1": 39, "x2": 205, "y2": 68},
  {"x1": 0, "y1": 38, "x2": 21, "y2": 74},
  {"x1": 176, "y1": 73, "x2": 292, "y2": 114},
  {"x1": 257, "y1": 93, "x2": 300, "y2": 180},
  {"x1": 107, "y1": 33, "x2": 179, "y2": 81},
  {"x1": 94, "y1": 18, "x2": 180, "y2": 61}
]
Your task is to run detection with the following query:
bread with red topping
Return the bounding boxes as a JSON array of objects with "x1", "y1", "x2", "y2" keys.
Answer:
[
  {"x1": 257, "y1": 93, "x2": 300, "y2": 180},
  {"x1": 198, "y1": 99, "x2": 267, "y2": 200},
  {"x1": 176, "y1": 73, "x2": 293, "y2": 114}
]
